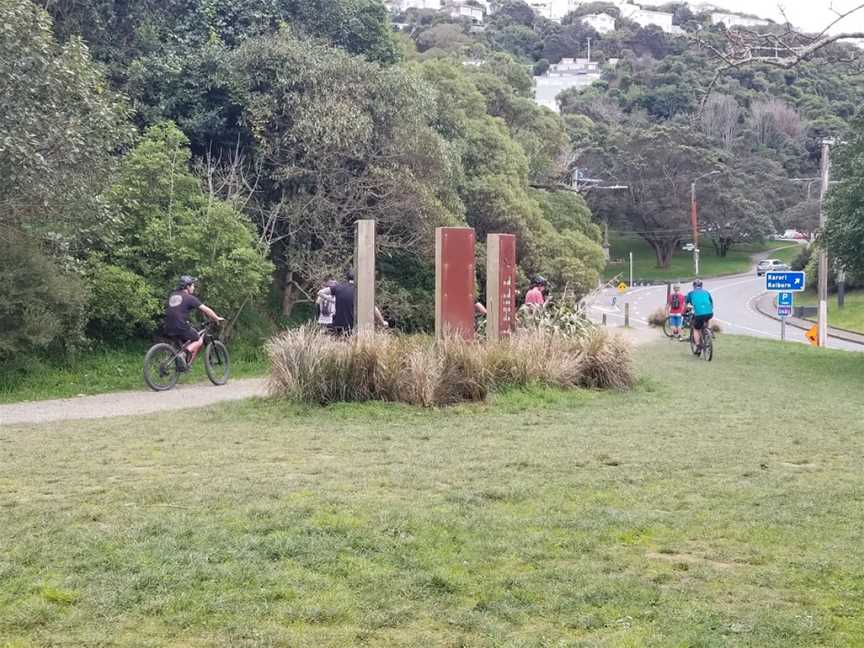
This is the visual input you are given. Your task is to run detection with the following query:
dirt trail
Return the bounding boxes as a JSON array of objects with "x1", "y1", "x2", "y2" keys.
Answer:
[{"x1": 0, "y1": 379, "x2": 268, "y2": 427}]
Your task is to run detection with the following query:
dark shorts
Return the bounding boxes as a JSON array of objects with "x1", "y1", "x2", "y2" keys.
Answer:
[
  {"x1": 692, "y1": 314, "x2": 713, "y2": 330},
  {"x1": 165, "y1": 325, "x2": 199, "y2": 344}
]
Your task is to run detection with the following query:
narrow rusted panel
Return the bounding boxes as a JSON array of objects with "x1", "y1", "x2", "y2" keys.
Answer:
[
  {"x1": 496, "y1": 234, "x2": 517, "y2": 339},
  {"x1": 435, "y1": 227, "x2": 476, "y2": 339}
]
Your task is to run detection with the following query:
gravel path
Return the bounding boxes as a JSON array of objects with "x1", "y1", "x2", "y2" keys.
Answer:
[{"x1": 0, "y1": 378, "x2": 268, "y2": 427}]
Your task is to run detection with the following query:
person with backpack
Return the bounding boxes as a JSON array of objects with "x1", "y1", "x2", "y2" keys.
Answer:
[
  {"x1": 317, "y1": 270, "x2": 388, "y2": 336},
  {"x1": 316, "y1": 279, "x2": 337, "y2": 329},
  {"x1": 666, "y1": 284, "x2": 686, "y2": 339}
]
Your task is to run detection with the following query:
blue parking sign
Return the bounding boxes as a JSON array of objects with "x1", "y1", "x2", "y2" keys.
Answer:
[{"x1": 778, "y1": 292, "x2": 793, "y2": 306}]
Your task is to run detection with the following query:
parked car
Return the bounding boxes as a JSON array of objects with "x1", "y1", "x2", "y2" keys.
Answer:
[{"x1": 756, "y1": 259, "x2": 791, "y2": 276}]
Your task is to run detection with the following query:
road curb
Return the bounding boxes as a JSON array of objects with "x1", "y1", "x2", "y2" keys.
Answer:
[{"x1": 754, "y1": 292, "x2": 864, "y2": 346}]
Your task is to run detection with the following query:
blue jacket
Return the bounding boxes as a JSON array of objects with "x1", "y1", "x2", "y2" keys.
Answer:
[{"x1": 686, "y1": 288, "x2": 714, "y2": 316}]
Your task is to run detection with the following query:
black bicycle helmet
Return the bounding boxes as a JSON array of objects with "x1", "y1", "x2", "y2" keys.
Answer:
[
  {"x1": 178, "y1": 275, "x2": 197, "y2": 289},
  {"x1": 533, "y1": 275, "x2": 547, "y2": 286},
  {"x1": 693, "y1": 279, "x2": 703, "y2": 288}
]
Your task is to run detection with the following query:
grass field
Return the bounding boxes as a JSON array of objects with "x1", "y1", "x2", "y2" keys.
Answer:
[
  {"x1": 0, "y1": 341, "x2": 269, "y2": 404},
  {"x1": 605, "y1": 234, "x2": 803, "y2": 282},
  {"x1": 2, "y1": 336, "x2": 863, "y2": 646},
  {"x1": 797, "y1": 289, "x2": 864, "y2": 333}
]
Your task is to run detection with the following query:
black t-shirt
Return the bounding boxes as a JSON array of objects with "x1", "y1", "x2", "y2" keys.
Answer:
[
  {"x1": 331, "y1": 282, "x2": 355, "y2": 330},
  {"x1": 164, "y1": 291, "x2": 202, "y2": 333}
]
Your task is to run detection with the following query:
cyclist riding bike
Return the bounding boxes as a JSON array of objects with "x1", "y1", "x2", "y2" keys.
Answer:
[
  {"x1": 162, "y1": 275, "x2": 224, "y2": 371},
  {"x1": 685, "y1": 279, "x2": 714, "y2": 350}
]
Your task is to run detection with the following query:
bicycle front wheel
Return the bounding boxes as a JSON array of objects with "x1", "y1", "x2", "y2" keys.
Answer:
[
  {"x1": 144, "y1": 343, "x2": 180, "y2": 391},
  {"x1": 204, "y1": 340, "x2": 230, "y2": 385},
  {"x1": 663, "y1": 316, "x2": 674, "y2": 338}
]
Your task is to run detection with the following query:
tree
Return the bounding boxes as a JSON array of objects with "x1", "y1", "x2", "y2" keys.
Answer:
[
  {"x1": 823, "y1": 110, "x2": 864, "y2": 276},
  {"x1": 1, "y1": 0, "x2": 129, "y2": 356},
  {"x1": 0, "y1": 0, "x2": 130, "y2": 238},
  {"x1": 579, "y1": 126, "x2": 718, "y2": 268},
  {"x1": 692, "y1": 6, "x2": 864, "y2": 114},
  {"x1": 91, "y1": 123, "x2": 273, "y2": 334},
  {"x1": 698, "y1": 168, "x2": 776, "y2": 257},
  {"x1": 416, "y1": 23, "x2": 472, "y2": 53},
  {"x1": 748, "y1": 97, "x2": 803, "y2": 148},
  {"x1": 700, "y1": 94, "x2": 741, "y2": 149},
  {"x1": 495, "y1": 0, "x2": 536, "y2": 27},
  {"x1": 227, "y1": 30, "x2": 460, "y2": 316}
]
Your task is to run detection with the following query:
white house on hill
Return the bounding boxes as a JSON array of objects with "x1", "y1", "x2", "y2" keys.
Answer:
[
  {"x1": 581, "y1": 13, "x2": 616, "y2": 34},
  {"x1": 710, "y1": 12, "x2": 770, "y2": 28},
  {"x1": 619, "y1": 4, "x2": 674, "y2": 32},
  {"x1": 446, "y1": 2, "x2": 484, "y2": 22},
  {"x1": 528, "y1": 0, "x2": 579, "y2": 22},
  {"x1": 389, "y1": 0, "x2": 442, "y2": 11}
]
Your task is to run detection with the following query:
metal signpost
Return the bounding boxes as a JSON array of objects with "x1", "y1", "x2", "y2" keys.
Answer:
[{"x1": 766, "y1": 277, "x2": 805, "y2": 342}]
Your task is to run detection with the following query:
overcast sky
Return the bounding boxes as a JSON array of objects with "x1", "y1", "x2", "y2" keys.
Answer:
[{"x1": 710, "y1": 0, "x2": 864, "y2": 34}]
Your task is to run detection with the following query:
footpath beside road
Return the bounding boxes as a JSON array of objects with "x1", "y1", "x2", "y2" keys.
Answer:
[
  {"x1": 0, "y1": 378, "x2": 268, "y2": 427},
  {"x1": 754, "y1": 292, "x2": 864, "y2": 345}
]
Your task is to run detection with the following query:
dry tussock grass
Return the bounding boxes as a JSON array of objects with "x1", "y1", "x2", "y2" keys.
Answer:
[{"x1": 267, "y1": 324, "x2": 634, "y2": 406}]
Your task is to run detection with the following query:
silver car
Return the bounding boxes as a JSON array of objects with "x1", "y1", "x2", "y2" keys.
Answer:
[{"x1": 756, "y1": 259, "x2": 790, "y2": 276}]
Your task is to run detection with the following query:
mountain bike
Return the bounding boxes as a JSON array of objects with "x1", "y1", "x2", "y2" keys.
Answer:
[
  {"x1": 143, "y1": 320, "x2": 230, "y2": 391},
  {"x1": 663, "y1": 310, "x2": 692, "y2": 339},
  {"x1": 689, "y1": 321, "x2": 714, "y2": 362}
]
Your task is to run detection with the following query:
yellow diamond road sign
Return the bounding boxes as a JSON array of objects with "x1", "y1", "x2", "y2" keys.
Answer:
[{"x1": 617, "y1": 282, "x2": 628, "y2": 293}]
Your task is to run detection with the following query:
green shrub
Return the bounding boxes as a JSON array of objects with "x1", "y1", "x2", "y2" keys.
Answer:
[
  {"x1": 266, "y1": 324, "x2": 635, "y2": 407},
  {"x1": 99, "y1": 122, "x2": 273, "y2": 327},
  {"x1": 0, "y1": 236, "x2": 88, "y2": 359},
  {"x1": 83, "y1": 258, "x2": 162, "y2": 337},
  {"x1": 648, "y1": 308, "x2": 667, "y2": 327}
]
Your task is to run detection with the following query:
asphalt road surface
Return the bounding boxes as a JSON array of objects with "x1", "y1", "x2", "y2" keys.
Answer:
[{"x1": 587, "y1": 272, "x2": 864, "y2": 353}]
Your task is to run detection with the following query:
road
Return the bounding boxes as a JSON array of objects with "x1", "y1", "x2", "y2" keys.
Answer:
[{"x1": 587, "y1": 272, "x2": 864, "y2": 353}]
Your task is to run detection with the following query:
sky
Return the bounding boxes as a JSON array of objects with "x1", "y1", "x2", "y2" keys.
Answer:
[{"x1": 706, "y1": 0, "x2": 864, "y2": 35}]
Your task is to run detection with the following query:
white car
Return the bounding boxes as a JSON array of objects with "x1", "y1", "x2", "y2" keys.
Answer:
[{"x1": 756, "y1": 259, "x2": 790, "y2": 276}]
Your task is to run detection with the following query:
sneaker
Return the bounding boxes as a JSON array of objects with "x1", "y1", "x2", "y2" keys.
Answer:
[{"x1": 175, "y1": 355, "x2": 188, "y2": 372}]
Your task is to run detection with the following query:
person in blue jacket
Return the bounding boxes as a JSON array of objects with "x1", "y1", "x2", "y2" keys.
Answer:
[{"x1": 685, "y1": 279, "x2": 714, "y2": 351}]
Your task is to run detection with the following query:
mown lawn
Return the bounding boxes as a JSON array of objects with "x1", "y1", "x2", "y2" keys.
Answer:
[
  {"x1": 797, "y1": 289, "x2": 864, "y2": 334},
  {"x1": 605, "y1": 233, "x2": 803, "y2": 282},
  {"x1": 0, "y1": 341, "x2": 269, "y2": 404},
  {"x1": 1, "y1": 337, "x2": 863, "y2": 646}
]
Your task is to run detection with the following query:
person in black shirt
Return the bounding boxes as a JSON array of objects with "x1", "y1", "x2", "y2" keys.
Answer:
[
  {"x1": 317, "y1": 270, "x2": 388, "y2": 335},
  {"x1": 163, "y1": 275, "x2": 223, "y2": 368}
]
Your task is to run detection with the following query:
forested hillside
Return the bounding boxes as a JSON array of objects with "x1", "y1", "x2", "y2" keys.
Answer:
[
  {"x1": 1, "y1": 0, "x2": 603, "y2": 364},
  {"x1": 400, "y1": 0, "x2": 864, "y2": 271},
  {"x1": 2, "y1": 0, "x2": 863, "y2": 363}
]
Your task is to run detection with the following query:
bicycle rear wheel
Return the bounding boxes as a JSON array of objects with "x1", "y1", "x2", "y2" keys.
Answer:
[
  {"x1": 204, "y1": 340, "x2": 230, "y2": 385},
  {"x1": 701, "y1": 331, "x2": 714, "y2": 362},
  {"x1": 144, "y1": 343, "x2": 180, "y2": 391},
  {"x1": 689, "y1": 329, "x2": 700, "y2": 355}
]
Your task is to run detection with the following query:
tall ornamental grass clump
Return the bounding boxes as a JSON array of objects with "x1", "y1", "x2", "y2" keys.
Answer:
[{"x1": 267, "y1": 324, "x2": 634, "y2": 406}]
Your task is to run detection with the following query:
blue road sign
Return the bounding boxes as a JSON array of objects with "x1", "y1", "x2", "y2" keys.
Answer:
[
  {"x1": 777, "y1": 305, "x2": 792, "y2": 317},
  {"x1": 778, "y1": 292, "x2": 793, "y2": 306},
  {"x1": 766, "y1": 271, "x2": 806, "y2": 292}
]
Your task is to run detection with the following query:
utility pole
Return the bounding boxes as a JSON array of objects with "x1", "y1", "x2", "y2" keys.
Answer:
[
  {"x1": 689, "y1": 170, "x2": 720, "y2": 277},
  {"x1": 629, "y1": 251, "x2": 633, "y2": 287},
  {"x1": 691, "y1": 181, "x2": 699, "y2": 276},
  {"x1": 817, "y1": 140, "x2": 831, "y2": 348},
  {"x1": 587, "y1": 37, "x2": 591, "y2": 62}
]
